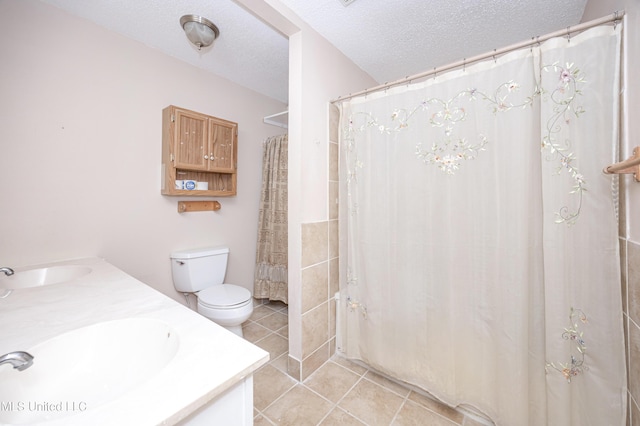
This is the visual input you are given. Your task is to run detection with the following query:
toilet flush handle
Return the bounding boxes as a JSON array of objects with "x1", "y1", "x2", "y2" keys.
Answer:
[{"x1": 176, "y1": 260, "x2": 185, "y2": 265}]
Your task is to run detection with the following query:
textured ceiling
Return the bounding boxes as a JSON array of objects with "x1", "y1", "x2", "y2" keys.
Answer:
[
  {"x1": 40, "y1": 0, "x2": 589, "y2": 104},
  {"x1": 279, "y1": 0, "x2": 589, "y2": 85},
  {"x1": 40, "y1": 0, "x2": 290, "y2": 103}
]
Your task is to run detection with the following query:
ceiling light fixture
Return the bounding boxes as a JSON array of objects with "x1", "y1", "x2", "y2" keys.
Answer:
[{"x1": 180, "y1": 15, "x2": 220, "y2": 50}]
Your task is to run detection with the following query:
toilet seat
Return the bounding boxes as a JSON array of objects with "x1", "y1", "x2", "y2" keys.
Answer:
[{"x1": 198, "y1": 284, "x2": 251, "y2": 309}]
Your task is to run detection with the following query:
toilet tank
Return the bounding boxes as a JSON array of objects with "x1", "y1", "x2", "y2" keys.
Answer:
[{"x1": 170, "y1": 246, "x2": 229, "y2": 293}]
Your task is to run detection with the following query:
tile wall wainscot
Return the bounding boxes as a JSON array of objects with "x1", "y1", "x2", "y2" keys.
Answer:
[
  {"x1": 624, "y1": 238, "x2": 640, "y2": 426},
  {"x1": 620, "y1": 175, "x2": 640, "y2": 426},
  {"x1": 287, "y1": 105, "x2": 341, "y2": 381}
]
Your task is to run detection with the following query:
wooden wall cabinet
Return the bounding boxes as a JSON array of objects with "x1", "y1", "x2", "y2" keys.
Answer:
[{"x1": 162, "y1": 106, "x2": 238, "y2": 196}]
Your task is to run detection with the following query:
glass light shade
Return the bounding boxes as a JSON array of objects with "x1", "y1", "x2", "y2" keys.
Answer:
[{"x1": 180, "y1": 15, "x2": 219, "y2": 50}]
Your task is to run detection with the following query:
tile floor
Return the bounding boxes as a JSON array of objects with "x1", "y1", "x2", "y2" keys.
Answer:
[{"x1": 243, "y1": 301, "x2": 487, "y2": 426}]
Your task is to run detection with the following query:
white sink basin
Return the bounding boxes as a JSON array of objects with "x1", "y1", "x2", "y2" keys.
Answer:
[
  {"x1": 0, "y1": 318, "x2": 179, "y2": 425},
  {"x1": 0, "y1": 265, "x2": 92, "y2": 290}
]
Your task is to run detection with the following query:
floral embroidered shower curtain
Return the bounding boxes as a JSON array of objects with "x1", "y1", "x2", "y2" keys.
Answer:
[{"x1": 339, "y1": 26, "x2": 625, "y2": 425}]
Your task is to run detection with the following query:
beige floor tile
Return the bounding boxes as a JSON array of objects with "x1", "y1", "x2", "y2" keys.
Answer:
[
  {"x1": 319, "y1": 407, "x2": 367, "y2": 425},
  {"x1": 364, "y1": 370, "x2": 410, "y2": 398},
  {"x1": 339, "y1": 378, "x2": 405, "y2": 426},
  {"x1": 407, "y1": 391, "x2": 464, "y2": 423},
  {"x1": 253, "y1": 365, "x2": 297, "y2": 411},
  {"x1": 270, "y1": 352, "x2": 290, "y2": 374},
  {"x1": 243, "y1": 322, "x2": 272, "y2": 343},
  {"x1": 304, "y1": 361, "x2": 361, "y2": 403},
  {"x1": 331, "y1": 355, "x2": 368, "y2": 376},
  {"x1": 254, "y1": 414, "x2": 276, "y2": 426},
  {"x1": 263, "y1": 384, "x2": 333, "y2": 426},
  {"x1": 276, "y1": 324, "x2": 288, "y2": 338},
  {"x1": 255, "y1": 333, "x2": 289, "y2": 360},
  {"x1": 258, "y1": 311, "x2": 289, "y2": 331},
  {"x1": 392, "y1": 401, "x2": 459, "y2": 426},
  {"x1": 267, "y1": 300, "x2": 288, "y2": 312},
  {"x1": 251, "y1": 312, "x2": 475, "y2": 426},
  {"x1": 251, "y1": 305, "x2": 278, "y2": 321}
]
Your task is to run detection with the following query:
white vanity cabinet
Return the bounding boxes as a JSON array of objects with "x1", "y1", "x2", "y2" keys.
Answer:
[
  {"x1": 180, "y1": 377, "x2": 253, "y2": 425},
  {"x1": 0, "y1": 257, "x2": 268, "y2": 426}
]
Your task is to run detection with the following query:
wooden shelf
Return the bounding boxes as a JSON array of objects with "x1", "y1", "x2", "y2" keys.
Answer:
[{"x1": 178, "y1": 201, "x2": 221, "y2": 213}]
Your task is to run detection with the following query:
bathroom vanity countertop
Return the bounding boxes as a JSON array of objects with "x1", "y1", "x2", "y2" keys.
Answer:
[{"x1": 0, "y1": 257, "x2": 269, "y2": 425}]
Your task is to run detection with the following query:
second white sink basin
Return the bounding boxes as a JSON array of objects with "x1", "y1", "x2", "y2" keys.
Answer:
[
  {"x1": 0, "y1": 265, "x2": 92, "y2": 290},
  {"x1": 0, "y1": 318, "x2": 179, "y2": 425}
]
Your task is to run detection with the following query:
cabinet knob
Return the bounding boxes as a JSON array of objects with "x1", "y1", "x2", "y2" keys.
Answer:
[{"x1": 204, "y1": 155, "x2": 209, "y2": 159}]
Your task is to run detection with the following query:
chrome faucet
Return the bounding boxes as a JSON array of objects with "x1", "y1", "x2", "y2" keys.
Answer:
[
  {"x1": 0, "y1": 267, "x2": 14, "y2": 276},
  {"x1": 0, "y1": 351, "x2": 34, "y2": 371}
]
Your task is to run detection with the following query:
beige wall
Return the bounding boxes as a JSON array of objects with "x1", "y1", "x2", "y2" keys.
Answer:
[
  {"x1": 237, "y1": 0, "x2": 377, "y2": 378},
  {"x1": 0, "y1": 1, "x2": 287, "y2": 303},
  {"x1": 288, "y1": 27, "x2": 375, "y2": 378},
  {"x1": 284, "y1": 18, "x2": 376, "y2": 379},
  {"x1": 583, "y1": 1, "x2": 639, "y2": 424},
  {"x1": 0, "y1": 0, "x2": 376, "y2": 384}
]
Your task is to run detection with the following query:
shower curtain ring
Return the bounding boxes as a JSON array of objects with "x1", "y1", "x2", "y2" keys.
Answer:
[{"x1": 532, "y1": 36, "x2": 540, "y2": 52}]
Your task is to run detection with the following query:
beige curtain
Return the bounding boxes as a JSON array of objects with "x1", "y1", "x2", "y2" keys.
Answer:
[
  {"x1": 254, "y1": 134, "x2": 288, "y2": 303},
  {"x1": 339, "y1": 25, "x2": 625, "y2": 425}
]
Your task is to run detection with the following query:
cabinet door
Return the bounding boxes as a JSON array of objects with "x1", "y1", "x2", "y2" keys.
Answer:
[
  {"x1": 208, "y1": 119, "x2": 237, "y2": 172},
  {"x1": 173, "y1": 108, "x2": 209, "y2": 170}
]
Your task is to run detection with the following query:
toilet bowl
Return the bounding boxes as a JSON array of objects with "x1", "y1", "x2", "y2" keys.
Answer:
[
  {"x1": 196, "y1": 285, "x2": 253, "y2": 336},
  {"x1": 170, "y1": 246, "x2": 253, "y2": 337}
]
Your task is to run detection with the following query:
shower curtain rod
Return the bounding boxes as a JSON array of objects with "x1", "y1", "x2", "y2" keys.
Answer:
[{"x1": 331, "y1": 11, "x2": 625, "y2": 104}]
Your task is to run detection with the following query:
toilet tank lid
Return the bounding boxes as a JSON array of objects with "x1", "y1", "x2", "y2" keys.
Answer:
[{"x1": 170, "y1": 246, "x2": 229, "y2": 259}]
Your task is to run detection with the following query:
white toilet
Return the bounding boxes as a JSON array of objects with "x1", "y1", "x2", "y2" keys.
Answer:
[{"x1": 170, "y1": 246, "x2": 253, "y2": 337}]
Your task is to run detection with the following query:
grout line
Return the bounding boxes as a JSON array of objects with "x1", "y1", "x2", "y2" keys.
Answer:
[
  {"x1": 254, "y1": 408, "x2": 277, "y2": 425},
  {"x1": 244, "y1": 322, "x2": 274, "y2": 345},
  {"x1": 389, "y1": 396, "x2": 410, "y2": 425},
  {"x1": 329, "y1": 374, "x2": 371, "y2": 425},
  {"x1": 301, "y1": 356, "x2": 371, "y2": 425},
  {"x1": 363, "y1": 370, "x2": 412, "y2": 399},
  {"x1": 256, "y1": 376, "x2": 298, "y2": 421},
  {"x1": 252, "y1": 302, "x2": 296, "y2": 425},
  {"x1": 296, "y1": 383, "x2": 339, "y2": 425},
  {"x1": 255, "y1": 303, "x2": 467, "y2": 426},
  {"x1": 331, "y1": 356, "x2": 467, "y2": 425},
  {"x1": 326, "y1": 358, "x2": 366, "y2": 377}
]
